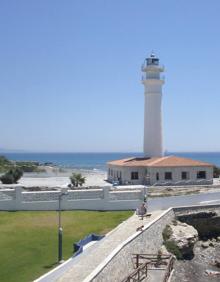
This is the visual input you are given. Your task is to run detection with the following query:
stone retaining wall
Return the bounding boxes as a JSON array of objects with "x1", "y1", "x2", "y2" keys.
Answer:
[
  {"x1": 85, "y1": 204, "x2": 220, "y2": 281},
  {"x1": 86, "y1": 208, "x2": 175, "y2": 282}
]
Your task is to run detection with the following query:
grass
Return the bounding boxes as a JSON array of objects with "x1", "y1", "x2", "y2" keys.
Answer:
[{"x1": 0, "y1": 210, "x2": 132, "y2": 282}]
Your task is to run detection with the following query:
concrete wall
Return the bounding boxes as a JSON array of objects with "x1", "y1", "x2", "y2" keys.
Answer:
[
  {"x1": 108, "y1": 164, "x2": 213, "y2": 186},
  {"x1": 84, "y1": 208, "x2": 175, "y2": 282},
  {"x1": 0, "y1": 186, "x2": 146, "y2": 211}
]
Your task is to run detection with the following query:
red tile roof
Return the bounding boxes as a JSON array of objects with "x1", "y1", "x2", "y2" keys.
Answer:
[{"x1": 107, "y1": 156, "x2": 213, "y2": 167}]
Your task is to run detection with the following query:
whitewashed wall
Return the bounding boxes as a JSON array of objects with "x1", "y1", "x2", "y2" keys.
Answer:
[
  {"x1": 149, "y1": 166, "x2": 213, "y2": 185},
  {"x1": 0, "y1": 186, "x2": 146, "y2": 211},
  {"x1": 108, "y1": 164, "x2": 213, "y2": 186}
]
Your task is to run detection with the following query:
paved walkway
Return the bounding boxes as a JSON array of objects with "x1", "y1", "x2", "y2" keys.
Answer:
[{"x1": 37, "y1": 210, "x2": 163, "y2": 282}]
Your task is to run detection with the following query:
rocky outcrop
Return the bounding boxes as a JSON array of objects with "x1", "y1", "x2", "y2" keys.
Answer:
[
  {"x1": 163, "y1": 220, "x2": 198, "y2": 259},
  {"x1": 177, "y1": 211, "x2": 220, "y2": 239},
  {"x1": 171, "y1": 240, "x2": 220, "y2": 282}
]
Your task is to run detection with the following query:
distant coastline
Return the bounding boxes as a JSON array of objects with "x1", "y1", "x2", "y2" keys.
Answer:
[{"x1": 1, "y1": 152, "x2": 220, "y2": 171}]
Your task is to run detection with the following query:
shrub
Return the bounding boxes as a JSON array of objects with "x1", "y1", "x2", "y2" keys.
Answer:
[
  {"x1": 0, "y1": 173, "x2": 15, "y2": 184},
  {"x1": 162, "y1": 225, "x2": 172, "y2": 241},
  {"x1": 164, "y1": 241, "x2": 183, "y2": 259},
  {"x1": 213, "y1": 166, "x2": 220, "y2": 178},
  {"x1": 12, "y1": 168, "x2": 23, "y2": 182},
  {"x1": 0, "y1": 168, "x2": 23, "y2": 184}
]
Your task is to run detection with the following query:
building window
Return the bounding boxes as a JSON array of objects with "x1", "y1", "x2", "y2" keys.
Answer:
[
  {"x1": 131, "y1": 172, "x2": 139, "y2": 180},
  {"x1": 182, "y1": 171, "x2": 189, "y2": 180},
  {"x1": 156, "y1": 172, "x2": 159, "y2": 181},
  {"x1": 165, "y1": 172, "x2": 172, "y2": 180},
  {"x1": 197, "y1": 171, "x2": 206, "y2": 179}
]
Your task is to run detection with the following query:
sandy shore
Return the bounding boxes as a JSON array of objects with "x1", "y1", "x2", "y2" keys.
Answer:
[{"x1": 0, "y1": 168, "x2": 108, "y2": 188}]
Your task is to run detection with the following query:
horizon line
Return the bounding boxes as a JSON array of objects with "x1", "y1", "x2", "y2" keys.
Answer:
[{"x1": 1, "y1": 151, "x2": 220, "y2": 154}]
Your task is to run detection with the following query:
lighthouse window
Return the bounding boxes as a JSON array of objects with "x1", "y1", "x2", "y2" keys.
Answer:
[
  {"x1": 197, "y1": 171, "x2": 206, "y2": 179},
  {"x1": 131, "y1": 172, "x2": 139, "y2": 180},
  {"x1": 165, "y1": 172, "x2": 172, "y2": 180},
  {"x1": 156, "y1": 172, "x2": 159, "y2": 181}
]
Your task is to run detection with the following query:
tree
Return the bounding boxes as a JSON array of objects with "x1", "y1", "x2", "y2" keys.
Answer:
[
  {"x1": 0, "y1": 168, "x2": 23, "y2": 184},
  {"x1": 70, "y1": 173, "x2": 86, "y2": 187}
]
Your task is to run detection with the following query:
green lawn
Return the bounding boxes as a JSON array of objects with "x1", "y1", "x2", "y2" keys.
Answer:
[{"x1": 0, "y1": 210, "x2": 132, "y2": 282}]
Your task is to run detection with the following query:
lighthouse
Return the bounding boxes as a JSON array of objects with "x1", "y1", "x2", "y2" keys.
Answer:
[
  {"x1": 107, "y1": 53, "x2": 213, "y2": 186},
  {"x1": 142, "y1": 52, "x2": 164, "y2": 157}
]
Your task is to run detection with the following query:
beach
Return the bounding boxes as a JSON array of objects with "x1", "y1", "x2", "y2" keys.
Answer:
[{"x1": 0, "y1": 166, "x2": 108, "y2": 188}]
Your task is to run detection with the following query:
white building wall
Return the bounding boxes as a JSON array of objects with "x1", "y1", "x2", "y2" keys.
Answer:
[
  {"x1": 149, "y1": 166, "x2": 213, "y2": 185},
  {"x1": 107, "y1": 164, "x2": 213, "y2": 186},
  {"x1": 108, "y1": 165, "x2": 146, "y2": 185}
]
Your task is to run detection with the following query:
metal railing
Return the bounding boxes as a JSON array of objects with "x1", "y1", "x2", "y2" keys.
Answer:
[
  {"x1": 163, "y1": 256, "x2": 175, "y2": 282},
  {"x1": 121, "y1": 262, "x2": 149, "y2": 282},
  {"x1": 121, "y1": 253, "x2": 175, "y2": 282}
]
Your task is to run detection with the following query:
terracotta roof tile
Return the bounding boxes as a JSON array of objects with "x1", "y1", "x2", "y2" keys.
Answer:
[{"x1": 107, "y1": 155, "x2": 213, "y2": 167}]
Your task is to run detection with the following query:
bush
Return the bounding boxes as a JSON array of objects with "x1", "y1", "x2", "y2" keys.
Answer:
[
  {"x1": 0, "y1": 168, "x2": 23, "y2": 184},
  {"x1": 0, "y1": 174, "x2": 15, "y2": 184},
  {"x1": 213, "y1": 166, "x2": 220, "y2": 178},
  {"x1": 162, "y1": 225, "x2": 172, "y2": 241},
  {"x1": 164, "y1": 241, "x2": 183, "y2": 259},
  {"x1": 162, "y1": 224, "x2": 183, "y2": 260}
]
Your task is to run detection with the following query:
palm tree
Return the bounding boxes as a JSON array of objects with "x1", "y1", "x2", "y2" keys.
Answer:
[{"x1": 70, "y1": 173, "x2": 86, "y2": 187}]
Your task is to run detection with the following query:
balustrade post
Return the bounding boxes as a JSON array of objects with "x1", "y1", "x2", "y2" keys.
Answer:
[
  {"x1": 103, "y1": 186, "x2": 110, "y2": 201},
  {"x1": 15, "y1": 186, "x2": 22, "y2": 210}
]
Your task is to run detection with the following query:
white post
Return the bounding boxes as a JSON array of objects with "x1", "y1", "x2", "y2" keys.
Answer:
[
  {"x1": 103, "y1": 186, "x2": 110, "y2": 201},
  {"x1": 15, "y1": 186, "x2": 23, "y2": 210}
]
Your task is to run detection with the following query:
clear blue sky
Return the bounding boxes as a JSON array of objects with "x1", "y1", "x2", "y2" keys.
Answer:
[{"x1": 0, "y1": 0, "x2": 220, "y2": 152}]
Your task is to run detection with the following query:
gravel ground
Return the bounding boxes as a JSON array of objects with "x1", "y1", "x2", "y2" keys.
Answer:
[{"x1": 171, "y1": 241, "x2": 220, "y2": 282}]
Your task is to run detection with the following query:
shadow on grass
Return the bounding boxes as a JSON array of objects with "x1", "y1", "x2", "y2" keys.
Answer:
[{"x1": 43, "y1": 262, "x2": 59, "y2": 269}]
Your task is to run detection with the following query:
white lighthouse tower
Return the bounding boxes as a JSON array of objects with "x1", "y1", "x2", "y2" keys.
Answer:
[{"x1": 142, "y1": 52, "x2": 164, "y2": 157}]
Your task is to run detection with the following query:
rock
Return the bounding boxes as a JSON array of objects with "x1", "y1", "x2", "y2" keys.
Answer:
[
  {"x1": 205, "y1": 269, "x2": 220, "y2": 276},
  {"x1": 201, "y1": 241, "x2": 209, "y2": 248},
  {"x1": 166, "y1": 220, "x2": 198, "y2": 258},
  {"x1": 159, "y1": 244, "x2": 170, "y2": 255},
  {"x1": 209, "y1": 241, "x2": 215, "y2": 247},
  {"x1": 217, "y1": 236, "x2": 220, "y2": 242},
  {"x1": 213, "y1": 258, "x2": 220, "y2": 268}
]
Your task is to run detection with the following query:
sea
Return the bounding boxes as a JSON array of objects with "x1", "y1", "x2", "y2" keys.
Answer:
[{"x1": 1, "y1": 152, "x2": 220, "y2": 172}]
